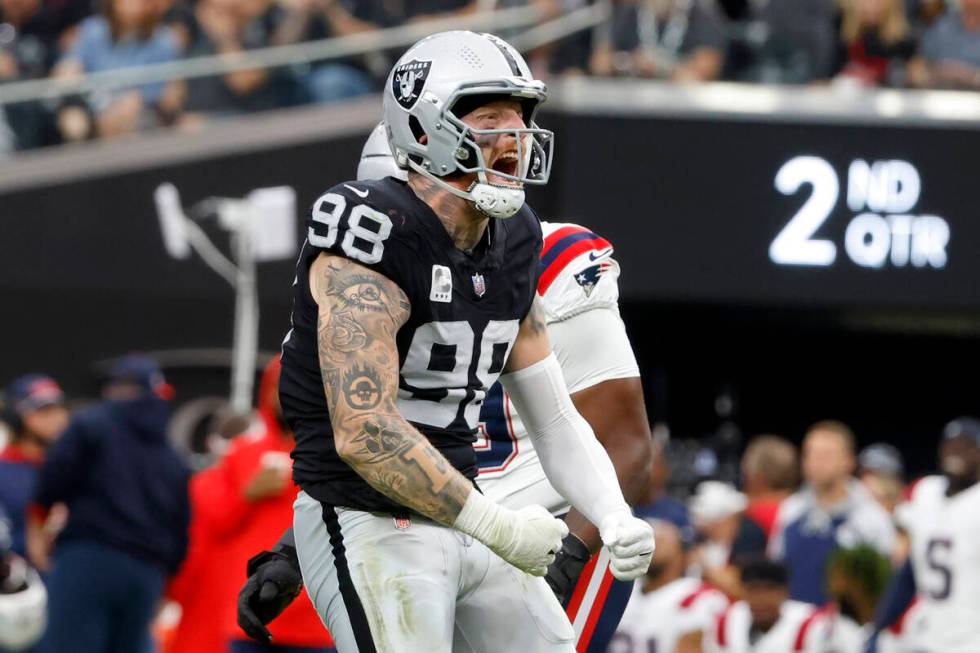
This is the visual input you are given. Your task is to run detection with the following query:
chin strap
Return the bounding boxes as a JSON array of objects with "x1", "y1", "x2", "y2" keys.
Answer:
[{"x1": 406, "y1": 159, "x2": 525, "y2": 219}]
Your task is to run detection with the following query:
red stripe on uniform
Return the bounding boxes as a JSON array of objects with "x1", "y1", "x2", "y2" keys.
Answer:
[
  {"x1": 888, "y1": 598, "x2": 920, "y2": 635},
  {"x1": 716, "y1": 604, "x2": 733, "y2": 647},
  {"x1": 679, "y1": 582, "x2": 714, "y2": 609},
  {"x1": 565, "y1": 554, "x2": 600, "y2": 623},
  {"x1": 537, "y1": 236, "x2": 612, "y2": 295},
  {"x1": 794, "y1": 607, "x2": 831, "y2": 651},
  {"x1": 541, "y1": 225, "x2": 591, "y2": 257},
  {"x1": 577, "y1": 568, "x2": 615, "y2": 652}
]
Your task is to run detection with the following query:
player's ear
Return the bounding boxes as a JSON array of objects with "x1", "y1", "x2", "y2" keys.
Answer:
[{"x1": 419, "y1": 134, "x2": 428, "y2": 145}]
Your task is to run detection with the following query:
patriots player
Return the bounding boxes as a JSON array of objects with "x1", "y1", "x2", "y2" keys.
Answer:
[
  {"x1": 609, "y1": 521, "x2": 729, "y2": 653},
  {"x1": 239, "y1": 121, "x2": 655, "y2": 652},
  {"x1": 270, "y1": 31, "x2": 654, "y2": 652},
  {"x1": 705, "y1": 559, "x2": 834, "y2": 653},
  {"x1": 865, "y1": 417, "x2": 980, "y2": 653}
]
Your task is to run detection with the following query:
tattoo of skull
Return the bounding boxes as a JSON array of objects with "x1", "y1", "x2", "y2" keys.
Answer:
[{"x1": 343, "y1": 363, "x2": 383, "y2": 410}]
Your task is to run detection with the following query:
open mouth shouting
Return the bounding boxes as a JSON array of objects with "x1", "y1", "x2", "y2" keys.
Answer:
[{"x1": 488, "y1": 150, "x2": 520, "y2": 185}]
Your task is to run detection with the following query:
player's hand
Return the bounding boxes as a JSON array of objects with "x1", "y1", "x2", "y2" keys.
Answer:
[
  {"x1": 600, "y1": 510, "x2": 655, "y2": 581},
  {"x1": 243, "y1": 454, "x2": 291, "y2": 502},
  {"x1": 491, "y1": 505, "x2": 569, "y2": 577},
  {"x1": 237, "y1": 549, "x2": 304, "y2": 643},
  {"x1": 545, "y1": 533, "x2": 591, "y2": 603}
]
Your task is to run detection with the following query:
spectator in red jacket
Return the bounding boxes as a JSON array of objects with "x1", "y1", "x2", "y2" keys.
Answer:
[
  {"x1": 169, "y1": 357, "x2": 334, "y2": 653},
  {"x1": 165, "y1": 462, "x2": 235, "y2": 653}
]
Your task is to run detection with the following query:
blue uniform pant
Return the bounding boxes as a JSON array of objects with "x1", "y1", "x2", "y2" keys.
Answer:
[{"x1": 38, "y1": 540, "x2": 162, "y2": 653}]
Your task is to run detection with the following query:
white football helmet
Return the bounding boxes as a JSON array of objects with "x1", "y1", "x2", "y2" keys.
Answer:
[
  {"x1": 0, "y1": 557, "x2": 46, "y2": 651},
  {"x1": 357, "y1": 123, "x2": 407, "y2": 182},
  {"x1": 383, "y1": 31, "x2": 554, "y2": 219}
]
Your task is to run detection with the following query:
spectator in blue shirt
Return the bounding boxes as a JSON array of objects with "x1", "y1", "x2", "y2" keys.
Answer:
[
  {"x1": 0, "y1": 374, "x2": 68, "y2": 559},
  {"x1": 908, "y1": 0, "x2": 980, "y2": 89},
  {"x1": 51, "y1": 0, "x2": 181, "y2": 142},
  {"x1": 769, "y1": 420, "x2": 895, "y2": 605}
]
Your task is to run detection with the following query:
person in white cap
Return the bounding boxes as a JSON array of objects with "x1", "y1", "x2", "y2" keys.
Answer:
[{"x1": 689, "y1": 481, "x2": 766, "y2": 599}]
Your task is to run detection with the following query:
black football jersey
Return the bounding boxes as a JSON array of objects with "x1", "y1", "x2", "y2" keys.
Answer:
[{"x1": 280, "y1": 177, "x2": 542, "y2": 512}]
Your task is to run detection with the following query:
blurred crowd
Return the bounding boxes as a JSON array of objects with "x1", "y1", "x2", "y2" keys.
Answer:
[
  {"x1": 0, "y1": 358, "x2": 977, "y2": 652},
  {"x1": 2, "y1": 0, "x2": 980, "y2": 154},
  {"x1": 611, "y1": 420, "x2": 980, "y2": 652}
]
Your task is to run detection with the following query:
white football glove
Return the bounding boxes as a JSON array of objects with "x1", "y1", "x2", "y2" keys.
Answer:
[
  {"x1": 600, "y1": 510, "x2": 655, "y2": 580},
  {"x1": 454, "y1": 493, "x2": 568, "y2": 576}
]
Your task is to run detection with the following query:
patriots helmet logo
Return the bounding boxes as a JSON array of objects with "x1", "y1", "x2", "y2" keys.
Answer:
[{"x1": 574, "y1": 262, "x2": 610, "y2": 297}]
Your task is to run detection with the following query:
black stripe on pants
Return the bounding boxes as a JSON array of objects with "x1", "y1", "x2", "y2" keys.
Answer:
[{"x1": 320, "y1": 504, "x2": 378, "y2": 653}]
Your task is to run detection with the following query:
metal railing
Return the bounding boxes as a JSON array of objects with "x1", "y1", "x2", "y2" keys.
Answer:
[{"x1": 0, "y1": 3, "x2": 610, "y2": 107}]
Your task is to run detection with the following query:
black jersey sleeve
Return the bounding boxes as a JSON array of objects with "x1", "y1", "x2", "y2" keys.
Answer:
[{"x1": 305, "y1": 179, "x2": 417, "y2": 292}]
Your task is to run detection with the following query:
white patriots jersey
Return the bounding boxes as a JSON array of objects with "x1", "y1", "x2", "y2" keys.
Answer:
[
  {"x1": 831, "y1": 608, "x2": 925, "y2": 653},
  {"x1": 474, "y1": 221, "x2": 640, "y2": 514},
  {"x1": 609, "y1": 577, "x2": 729, "y2": 653},
  {"x1": 881, "y1": 598, "x2": 927, "y2": 653},
  {"x1": 896, "y1": 476, "x2": 980, "y2": 653},
  {"x1": 705, "y1": 600, "x2": 835, "y2": 653}
]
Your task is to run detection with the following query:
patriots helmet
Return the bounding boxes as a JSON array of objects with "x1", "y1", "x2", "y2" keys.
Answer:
[
  {"x1": 382, "y1": 30, "x2": 554, "y2": 219},
  {"x1": 357, "y1": 123, "x2": 406, "y2": 182}
]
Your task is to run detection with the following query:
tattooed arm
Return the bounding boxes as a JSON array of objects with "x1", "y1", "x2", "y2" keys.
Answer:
[
  {"x1": 312, "y1": 252, "x2": 567, "y2": 575},
  {"x1": 311, "y1": 252, "x2": 472, "y2": 525}
]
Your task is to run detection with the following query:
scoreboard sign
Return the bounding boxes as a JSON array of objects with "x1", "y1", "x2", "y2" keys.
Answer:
[
  {"x1": 769, "y1": 156, "x2": 949, "y2": 271},
  {"x1": 548, "y1": 113, "x2": 980, "y2": 311}
]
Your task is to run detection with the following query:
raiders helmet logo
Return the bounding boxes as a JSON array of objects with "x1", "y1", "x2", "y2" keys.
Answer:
[{"x1": 391, "y1": 59, "x2": 432, "y2": 110}]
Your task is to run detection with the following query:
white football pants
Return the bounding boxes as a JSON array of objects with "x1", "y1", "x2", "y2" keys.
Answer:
[{"x1": 293, "y1": 491, "x2": 575, "y2": 653}]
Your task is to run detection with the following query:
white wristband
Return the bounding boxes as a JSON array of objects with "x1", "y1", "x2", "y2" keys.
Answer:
[{"x1": 454, "y1": 488, "x2": 507, "y2": 544}]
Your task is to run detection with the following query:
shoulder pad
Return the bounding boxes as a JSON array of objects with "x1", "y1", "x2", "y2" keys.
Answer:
[
  {"x1": 909, "y1": 475, "x2": 944, "y2": 503},
  {"x1": 537, "y1": 221, "x2": 619, "y2": 323}
]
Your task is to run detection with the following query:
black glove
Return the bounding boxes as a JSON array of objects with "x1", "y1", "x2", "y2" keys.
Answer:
[
  {"x1": 545, "y1": 533, "x2": 592, "y2": 605},
  {"x1": 237, "y1": 546, "x2": 304, "y2": 643}
]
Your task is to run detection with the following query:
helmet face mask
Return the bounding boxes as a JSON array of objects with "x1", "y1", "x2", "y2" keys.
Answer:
[{"x1": 383, "y1": 31, "x2": 555, "y2": 219}]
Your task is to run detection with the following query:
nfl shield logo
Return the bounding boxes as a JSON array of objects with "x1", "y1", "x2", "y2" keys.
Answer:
[
  {"x1": 472, "y1": 273, "x2": 486, "y2": 297},
  {"x1": 394, "y1": 517, "x2": 411, "y2": 531},
  {"x1": 391, "y1": 59, "x2": 432, "y2": 110}
]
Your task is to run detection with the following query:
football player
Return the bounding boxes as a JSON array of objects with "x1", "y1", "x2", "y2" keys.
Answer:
[
  {"x1": 272, "y1": 31, "x2": 654, "y2": 653},
  {"x1": 609, "y1": 521, "x2": 728, "y2": 653},
  {"x1": 867, "y1": 417, "x2": 980, "y2": 653},
  {"x1": 705, "y1": 559, "x2": 834, "y2": 653},
  {"x1": 240, "y1": 119, "x2": 655, "y2": 652}
]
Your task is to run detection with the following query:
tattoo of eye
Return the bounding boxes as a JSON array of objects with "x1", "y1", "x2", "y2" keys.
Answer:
[
  {"x1": 350, "y1": 418, "x2": 413, "y2": 464},
  {"x1": 343, "y1": 363, "x2": 383, "y2": 410},
  {"x1": 336, "y1": 276, "x2": 389, "y2": 314},
  {"x1": 324, "y1": 311, "x2": 368, "y2": 352}
]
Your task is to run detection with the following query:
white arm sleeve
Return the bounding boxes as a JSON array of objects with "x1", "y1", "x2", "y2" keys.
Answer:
[
  {"x1": 499, "y1": 353, "x2": 630, "y2": 527},
  {"x1": 548, "y1": 307, "x2": 640, "y2": 394}
]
